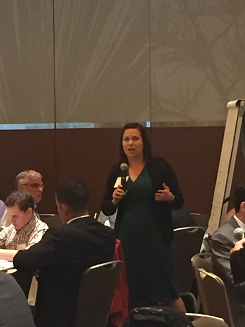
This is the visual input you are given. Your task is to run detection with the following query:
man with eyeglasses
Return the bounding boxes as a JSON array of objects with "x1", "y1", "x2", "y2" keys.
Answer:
[{"x1": 0, "y1": 170, "x2": 44, "y2": 228}]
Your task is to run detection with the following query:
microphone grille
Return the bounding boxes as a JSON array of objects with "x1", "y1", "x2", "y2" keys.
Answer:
[
  {"x1": 233, "y1": 227, "x2": 244, "y2": 241},
  {"x1": 120, "y1": 163, "x2": 128, "y2": 171}
]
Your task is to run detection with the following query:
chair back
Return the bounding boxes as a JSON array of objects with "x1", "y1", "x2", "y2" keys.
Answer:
[
  {"x1": 191, "y1": 253, "x2": 213, "y2": 314},
  {"x1": 74, "y1": 260, "x2": 123, "y2": 327},
  {"x1": 196, "y1": 268, "x2": 234, "y2": 327},
  {"x1": 174, "y1": 226, "x2": 205, "y2": 292},
  {"x1": 191, "y1": 252, "x2": 213, "y2": 275},
  {"x1": 39, "y1": 214, "x2": 63, "y2": 228},
  {"x1": 191, "y1": 213, "x2": 210, "y2": 230}
]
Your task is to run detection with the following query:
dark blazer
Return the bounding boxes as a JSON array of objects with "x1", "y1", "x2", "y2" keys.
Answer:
[
  {"x1": 211, "y1": 216, "x2": 245, "y2": 326},
  {"x1": 101, "y1": 157, "x2": 184, "y2": 244},
  {"x1": 14, "y1": 216, "x2": 116, "y2": 327}
]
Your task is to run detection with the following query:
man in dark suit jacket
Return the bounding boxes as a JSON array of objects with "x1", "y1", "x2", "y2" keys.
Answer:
[
  {"x1": 211, "y1": 183, "x2": 245, "y2": 327},
  {"x1": 13, "y1": 180, "x2": 116, "y2": 327}
]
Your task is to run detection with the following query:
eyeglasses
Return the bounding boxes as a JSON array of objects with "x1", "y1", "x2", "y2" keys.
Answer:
[{"x1": 22, "y1": 183, "x2": 44, "y2": 189}]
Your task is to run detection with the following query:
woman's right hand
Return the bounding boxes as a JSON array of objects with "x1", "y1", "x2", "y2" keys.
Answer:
[{"x1": 112, "y1": 185, "x2": 125, "y2": 205}]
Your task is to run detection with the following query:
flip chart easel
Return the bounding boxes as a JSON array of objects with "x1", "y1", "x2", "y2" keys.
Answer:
[{"x1": 208, "y1": 99, "x2": 245, "y2": 234}]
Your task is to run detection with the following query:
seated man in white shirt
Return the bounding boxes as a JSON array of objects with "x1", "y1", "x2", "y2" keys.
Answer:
[
  {"x1": 1, "y1": 170, "x2": 44, "y2": 228},
  {"x1": 0, "y1": 190, "x2": 48, "y2": 261}
]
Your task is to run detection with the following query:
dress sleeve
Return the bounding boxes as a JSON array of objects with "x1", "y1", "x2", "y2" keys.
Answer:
[{"x1": 101, "y1": 164, "x2": 119, "y2": 216}]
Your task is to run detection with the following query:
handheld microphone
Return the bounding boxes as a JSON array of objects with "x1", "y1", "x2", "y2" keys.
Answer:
[
  {"x1": 120, "y1": 163, "x2": 128, "y2": 190},
  {"x1": 233, "y1": 228, "x2": 244, "y2": 241}
]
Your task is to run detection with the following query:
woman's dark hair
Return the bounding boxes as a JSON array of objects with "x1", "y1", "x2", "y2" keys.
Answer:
[{"x1": 119, "y1": 123, "x2": 153, "y2": 163}]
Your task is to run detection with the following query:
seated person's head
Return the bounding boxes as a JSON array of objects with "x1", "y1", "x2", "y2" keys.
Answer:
[
  {"x1": 234, "y1": 183, "x2": 245, "y2": 214},
  {"x1": 5, "y1": 191, "x2": 34, "y2": 230},
  {"x1": 55, "y1": 180, "x2": 89, "y2": 222},
  {"x1": 16, "y1": 170, "x2": 43, "y2": 205}
]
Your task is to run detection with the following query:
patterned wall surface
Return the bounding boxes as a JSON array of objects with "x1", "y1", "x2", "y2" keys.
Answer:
[
  {"x1": 150, "y1": 0, "x2": 245, "y2": 125},
  {"x1": 55, "y1": 0, "x2": 150, "y2": 123},
  {"x1": 0, "y1": 0, "x2": 245, "y2": 126},
  {"x1": 0, "y1": 0, "x2": 54, "y2": 123}
]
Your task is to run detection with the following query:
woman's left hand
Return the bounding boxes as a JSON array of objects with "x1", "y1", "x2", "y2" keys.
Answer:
[{"x1": 155, "y1": 183, "x2": 174, "y2": 202}]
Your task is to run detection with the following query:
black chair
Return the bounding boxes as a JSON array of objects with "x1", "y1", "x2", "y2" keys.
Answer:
[
  {"x1": 191, "y1": 213, "x2": 210, "y2": 230},
  {"x1": 74, "y1": 260, "x2": 123, "y2": 327}
]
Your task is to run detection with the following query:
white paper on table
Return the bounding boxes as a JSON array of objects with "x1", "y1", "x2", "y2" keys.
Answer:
[{"x1": 0, "y1": 259, "x2": 14, "y2": 270}]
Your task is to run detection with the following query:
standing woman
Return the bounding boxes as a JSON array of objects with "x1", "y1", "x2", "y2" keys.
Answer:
[{"x1": 101, "y1": 123, "x2": 185, "y2": 311}]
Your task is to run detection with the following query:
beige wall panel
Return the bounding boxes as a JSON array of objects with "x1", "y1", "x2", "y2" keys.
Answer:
[
  {"x1": 150, "y1": 0, "x2": 245, "y2": 125},
  {"x1": 0, "y1": 0, "x2": 54, "y2": 123},
  {"x1": 55, "y1": 0, "x2": 150, "y2": 123}
]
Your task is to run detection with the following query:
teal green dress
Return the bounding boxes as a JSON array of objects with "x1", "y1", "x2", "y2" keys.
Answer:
[{"x1": 118, "y1": 167, "x2": 179, "y2": 303}]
